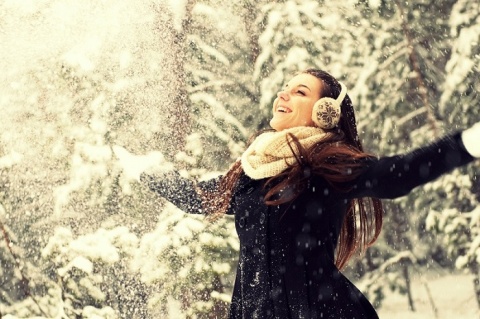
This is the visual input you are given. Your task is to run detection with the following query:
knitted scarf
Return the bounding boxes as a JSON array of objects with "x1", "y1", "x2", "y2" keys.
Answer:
[{"x1": 241, "y1": 126, "x2": 331, "y2": 180}]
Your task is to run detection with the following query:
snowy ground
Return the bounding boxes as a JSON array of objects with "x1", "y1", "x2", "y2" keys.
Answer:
[{"x1": 377, "y1": 272, "x2": 479, "y2": 319}]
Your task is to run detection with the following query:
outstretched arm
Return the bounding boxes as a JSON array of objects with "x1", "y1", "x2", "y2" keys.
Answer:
[
  {"x1": 351, "y1": 127, "x2": 479, "y2": 200},
  {"x1": 113, "y1": 145, "x2": 221, "y2": 214},
  {"x1": 140, "y1": 171, "x2": 221, "y2": 214}
]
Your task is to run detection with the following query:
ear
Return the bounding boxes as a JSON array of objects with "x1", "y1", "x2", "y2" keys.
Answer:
[{"x1": 311, "y1": 82, "x2": 347, "y2": 129}]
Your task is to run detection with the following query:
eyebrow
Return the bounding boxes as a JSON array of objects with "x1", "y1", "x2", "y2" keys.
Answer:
[
  {"x1": 298, "y1": 84, "x2": 311, "y2": 91},
  {"x1": 285, "y1": 84, "x2": 312, "y2": 91}
]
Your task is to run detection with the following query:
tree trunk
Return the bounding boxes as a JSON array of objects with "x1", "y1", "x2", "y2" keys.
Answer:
[
  {"x1": 384, "y1": 202, "x2": 416, "y2": 311},
  {"x1": 471, "y1": 263, "x2": 480, "y2": 309},
  {"x1": 152, "y1": 0, "x2": 196, "y2": 159},
  {"x1": 394, "y1": 0, "x2": 440, "y2": 137},
  {"x1": 210, "y1": 273, "x2": 229, "y2": 319},
  {"x1": 402, "y1": 264, "x2": 415, "y2": 311},
  {"x1": 242, "y1": 1, "x2": 261, "y2": 67}
]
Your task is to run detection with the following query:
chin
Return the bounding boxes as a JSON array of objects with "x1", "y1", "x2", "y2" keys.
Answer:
[
  {"x1": 269, "y1": 120, "x2": 283, "y2": 131},
  {"x1": 269, "y1": 119, "x2": 277, "y2": 130}
]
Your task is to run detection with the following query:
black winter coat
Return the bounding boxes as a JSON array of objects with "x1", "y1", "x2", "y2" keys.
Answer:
[{"x1": 141, "y1": 132, "x2": 474, "y2": 319}]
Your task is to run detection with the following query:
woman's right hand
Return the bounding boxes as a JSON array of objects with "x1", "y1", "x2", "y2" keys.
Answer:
[{"x1": 112, "y1": 145, "x2": 173, "y2": 182}]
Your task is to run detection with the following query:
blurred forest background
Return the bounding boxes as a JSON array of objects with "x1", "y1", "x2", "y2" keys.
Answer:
[{"x1": 0, "y1": 0, "x2": 479, "y2": 318}]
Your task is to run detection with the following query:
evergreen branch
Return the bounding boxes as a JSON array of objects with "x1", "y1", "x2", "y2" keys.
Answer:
[{"x1": 0, "y1": 219, "x2": 49, "y2": 317}]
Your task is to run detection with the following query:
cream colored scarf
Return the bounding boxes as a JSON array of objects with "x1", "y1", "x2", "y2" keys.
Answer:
[{"x1": 240, "y1": 126, "x2": 331, "y2": 180}]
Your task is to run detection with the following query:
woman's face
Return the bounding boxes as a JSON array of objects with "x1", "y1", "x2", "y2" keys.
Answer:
[{"x1": 269, "y1": 73, "x2": 322, "y2": 131}]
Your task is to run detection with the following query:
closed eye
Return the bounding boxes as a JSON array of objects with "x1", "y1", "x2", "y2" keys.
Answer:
[{"x1": 297, "y1": 90, "x2": 306, "y2": 96}]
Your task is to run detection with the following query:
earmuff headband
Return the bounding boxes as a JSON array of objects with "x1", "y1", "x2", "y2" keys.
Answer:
[{"x1": 337, "y1": 82, "x2": 347, "y2": 104}]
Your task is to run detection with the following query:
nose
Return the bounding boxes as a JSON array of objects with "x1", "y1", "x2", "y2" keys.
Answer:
[{"x1": 277, "y1": 90, "x2": 290, "y2": 101}]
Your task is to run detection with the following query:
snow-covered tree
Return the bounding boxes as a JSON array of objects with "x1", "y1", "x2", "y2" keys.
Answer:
[
  {"x1": 2, "y1": 0, "x2": 480, "y2": 317},
  {"x1": 132, "y1": 204, "x2": 238, "y2": 318}
]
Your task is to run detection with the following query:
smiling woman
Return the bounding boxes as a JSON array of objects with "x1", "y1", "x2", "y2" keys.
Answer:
[{"x1": 116, "y1": 68, "x2": 480, "y2": 319}]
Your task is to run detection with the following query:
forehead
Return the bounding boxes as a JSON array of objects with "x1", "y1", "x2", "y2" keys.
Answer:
[{"x1": 285, "y1": 73, "x2": 322, "y2": 91}]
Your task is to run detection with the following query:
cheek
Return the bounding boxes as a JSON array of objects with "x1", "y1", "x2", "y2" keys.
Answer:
[
  {"x1": 300, "y1": 103, "x2": 314, "y2": 123},
  {"x1": 272, "y1": 98, "x2": 279, "y2": 112}
]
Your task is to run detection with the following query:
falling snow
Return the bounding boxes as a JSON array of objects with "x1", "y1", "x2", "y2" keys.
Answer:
[{"x1": 0, "y1": 0, "x2": 479, "y2": 318}]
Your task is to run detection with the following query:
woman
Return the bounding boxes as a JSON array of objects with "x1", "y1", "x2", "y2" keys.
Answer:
[{"x1": 116, "y1": 69, "x2": 480, "y2": 318}]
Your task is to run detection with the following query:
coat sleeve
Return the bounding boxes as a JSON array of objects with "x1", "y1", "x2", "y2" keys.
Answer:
[
  {"x1": 349, "y1": 132, "x2": 475, "y2": 199},
  {"x1": 140, "y1": 170, "x2": 223, "y2": 214}
]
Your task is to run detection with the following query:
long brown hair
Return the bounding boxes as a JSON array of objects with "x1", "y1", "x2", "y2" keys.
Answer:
[{"x1": 202, "y1": 69, "x2": 383, "y2": 270}]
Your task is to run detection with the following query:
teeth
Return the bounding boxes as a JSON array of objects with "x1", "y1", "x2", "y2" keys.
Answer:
[{"x1": 278, "y1": 106, "x2": 291, "y2": 113}]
